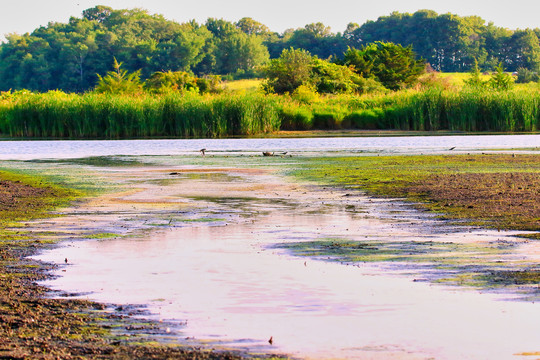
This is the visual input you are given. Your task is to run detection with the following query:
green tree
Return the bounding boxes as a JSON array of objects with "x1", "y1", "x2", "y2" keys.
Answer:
[
  {"x1": 343, "y1": 42, "x2": 425, "y2": 90},
  {"x1": 236, "y1": 17, "x2": 270, "y2": 36},
  {"x1": 502, "y1": 30, "x2": 540, "y2": 71},
  {"x1": 311, "y1": 58, "x2": 363, "y2": 94},
  {"x1": 144, "y1": 70, "x2": 221, "y2": 94},
  {"x1": 205, "y1": 18, "x2": 269, "y2": 76},
  {"x1": 463, "y1": 58, "x2": 486, "y2": 88},
  {"x1": 488, "y1": 63, "x2": 514, "y2": 90},
  {"x1": 263, "y1": 48, "x2": 313, "y2": 93},
  {"x1": 263, "y1": 47, "x2": 371, "y2": 94},
  {"x1": 281, "y1": 23, "x2": 347, "y2": 59},
  {"x1": 82, "y1": 5, "x2": 114, "y2": 23},
  {"x1": 95, "y1": 58, "x2": 143, "y2": 94},
  {"x1": 345, "y1": 10, "x2": 495, "y2": 72}
]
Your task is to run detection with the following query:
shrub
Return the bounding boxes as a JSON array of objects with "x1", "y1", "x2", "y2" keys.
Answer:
[{"x1": 515, "y1": 68, "x2": 539, "y2": 83}]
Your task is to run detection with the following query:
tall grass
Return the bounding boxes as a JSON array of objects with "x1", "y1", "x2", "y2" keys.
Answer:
[
  {"x1": 0, "y1": 92, "x2": 280, "y2": 138},
  {"x1": 0, "y1": 87, "x2": 538, "y2": 138},
  {"x1": 278, "y1": 88, "x2": 540, "y2": 132}
]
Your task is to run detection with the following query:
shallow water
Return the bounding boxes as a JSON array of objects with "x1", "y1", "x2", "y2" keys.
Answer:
[
  {"x1": 2, "y1": 133, "x2": 540, "y2": 160},
  {"x1": 32, "y1": 165, "x2": 540, "y2": 360}
]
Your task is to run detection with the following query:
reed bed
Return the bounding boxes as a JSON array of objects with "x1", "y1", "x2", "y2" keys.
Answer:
[
  {"x1": 280, "y1": 88, "x2": 540, "y2": 132},
  {"x1": 0, "y1": 88, "x2": 538, "y2": 138},
  {"x1": 0, "y1": 92, "x2": 280, "y2": 138}
]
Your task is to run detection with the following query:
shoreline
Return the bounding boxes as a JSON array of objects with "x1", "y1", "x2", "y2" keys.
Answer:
[
  {"x1": 0, "y1": 173, "x2": 252, "y2": 360},
  {"x1": 1, "y1": 129, "x2": 540, "y2": 141}
]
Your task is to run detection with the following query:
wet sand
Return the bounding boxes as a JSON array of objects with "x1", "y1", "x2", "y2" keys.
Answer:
[{"x1": 29, "y1": 160, "x2": 540, "y2": 359}]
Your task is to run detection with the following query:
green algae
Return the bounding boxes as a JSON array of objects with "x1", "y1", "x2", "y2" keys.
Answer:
[
  {"x1": 29, "y1": 156, "x2": 150, "y2": 167},
  {"x1": 294, "y1": 154, "x2": 540, "y2": 233}
]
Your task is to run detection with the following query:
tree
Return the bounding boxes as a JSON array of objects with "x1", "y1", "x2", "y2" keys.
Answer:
[
  {"x1": 343, "y1": 10, "x2": 503, "y2": 72},
  {"x1": 343, "y1": 42, "x2": 425, "y2": 90},
  {"x1": 144, "y1": 70, "x2": 220, "y2": 94},
  {"x1": 236, "y1": 18, "x2": 270, "y2": 36},
  {"x1": 263, "y1": 48, "x2": 313, "y2": 94},
  {"x1": 488, "y1": 63, "x2": 514, "y2": 90},
  {"x1": 215, "y1": 32, "x2": 269, "y2": 76},
  {"x1": 263, "y1": 47, "x2": 371, "y2": 95},
  {"x1": 95, "y1": 58, "x2": 143, "y2": 94},
  {"x1": 463, "y1": 58, "x2": 486, "y2": 88},
  {"x1": 502, "y1": 30, "x2": 540, "y2": 72},
  {"x1": 281, "y1": 23, "x2": 346, "y2": 59},
  {"x1": 311, "y1": 58, "x2": 363, "y2": 94},
  {"x1": 205, "y1": 18, "x2": 269, "y2": 76},
  {"x1": 82, "y1": 5, "x2": 113, "y2": 23},
  {"x1": 515, "y1": 67, "x2": 539, "y2": 83}
]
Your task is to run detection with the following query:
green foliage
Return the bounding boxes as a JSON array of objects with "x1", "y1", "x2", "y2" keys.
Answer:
[
  {"x1": 1, "y1": 6, "x2": 540, "y2": 93},
  {"x1": 488, "y1": 63, "x2": 514, "y2": 91},
  {"x1": 344, "y1": 108, "x2": 385, "y2": 129},
  {"x1": 343, "y1": 42, "x2": 426, "y2": 90},
  {"x1": 0, "y1": 87, "x2": 539, "y2": 137},
  {"x1": 263, "y1": 48, "x2": 370, "y2": 95},
  {"x1": 0, "y1": 92, "x2": 280, "y2": 139},
  {"x1": 144, "y1": 70, "x2": 221, "y2": 94},
  {"x1": 346, "y1": 10, "x2": 540, "y2": 73},
  {"x1": 291, "y1": 84, "x2": 320, "y2": 104},
  {"x1": 0, "y1": 7, "x2": 268, "y2": 92},
  {"x1": 463, "y1": 58, "x2": 486, "y2": 89},
  {"x1": 279, "y1": 105, "x2": 313, "y2": 130},
  {"x1": 145, "y1": 71, "x2": 198, "y2": 93},
  {"x1": 273, "y1": 23, "x2": 347, "y2": 59},
  {"x1": 311, "y1": 59, "x2": 363, "y2": 94},
  {"x1": 262, "y1": 48, "x2": 314, "y2": 94},
  {"x1": 515, "y1": 67, "x2": 539, "y2": 83},
  {"x1": 95, "y1": 58, "x2": 143, "y2": 95}
]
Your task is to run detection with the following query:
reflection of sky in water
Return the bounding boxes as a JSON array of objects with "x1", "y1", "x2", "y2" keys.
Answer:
[
  {"x1": 2, "y1": 134, "x2": 540, "y2": 160},
  {"x1": 35, "y1": 206, "x2": 540, "y2": 360}
]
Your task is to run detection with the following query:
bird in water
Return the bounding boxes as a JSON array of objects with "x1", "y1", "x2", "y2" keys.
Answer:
[
  {"x1": 200, "y1": 148, "x2": 206, "y2": 157},
  {"x1": 262, "y1": 151, "x2": 274, "y2": 156},
  {"x1": 268, "y1": 336, "x2": 273, "y2": 345}
]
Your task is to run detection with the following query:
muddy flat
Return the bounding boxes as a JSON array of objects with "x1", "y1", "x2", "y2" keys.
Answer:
[{"x1": 23, "y1": 157, "x2": 540, "y2": 360}]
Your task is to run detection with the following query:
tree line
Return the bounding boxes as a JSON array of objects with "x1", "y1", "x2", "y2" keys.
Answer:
[{"x1": 0, "y1": 6, "x2": 539, "y2": 92}]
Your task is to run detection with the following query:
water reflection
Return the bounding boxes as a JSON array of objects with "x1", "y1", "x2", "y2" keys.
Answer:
[
  {"x1": 34, "y1": 182, "x2": 540, "y2": 359},
  {"x1": 2, "y1": 134, "x2": 540, "y2": 160}
]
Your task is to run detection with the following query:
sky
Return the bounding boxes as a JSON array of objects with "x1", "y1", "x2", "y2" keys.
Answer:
[{"x1": 1, "y1": 0, "x2": 539, "y2": 42}]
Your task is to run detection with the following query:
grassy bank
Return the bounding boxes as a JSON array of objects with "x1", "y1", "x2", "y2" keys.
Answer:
[
  {"x1": 0, "y1": 170, "x2": 248, "y2": 359},
  {"x1": 0, "y1": 87, "x2": 539, "y2": 139},
  {"x1": 296, "y1": 154, "x2": 540, "y2": 235}
]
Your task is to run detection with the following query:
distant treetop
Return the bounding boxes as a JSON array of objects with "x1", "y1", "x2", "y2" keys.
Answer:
[{"x1": 0, "y1": 7, "x2": 537, "y2": 92}]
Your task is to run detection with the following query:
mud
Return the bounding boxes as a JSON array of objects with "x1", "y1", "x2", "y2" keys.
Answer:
[
  {"x1": 24, "y1": 158, "x2": 540, "y2": 359},
  {"x1": 0, "y1": 175, "x2": 250, "y2": 360},
  {"x1": 3, "y1": 155, "x2": 540, "y2": 359}
]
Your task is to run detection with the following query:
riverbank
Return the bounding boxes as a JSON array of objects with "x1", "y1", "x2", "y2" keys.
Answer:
[{"x1": 0, "y1": 171, "x2": 248, "y2": 359}]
